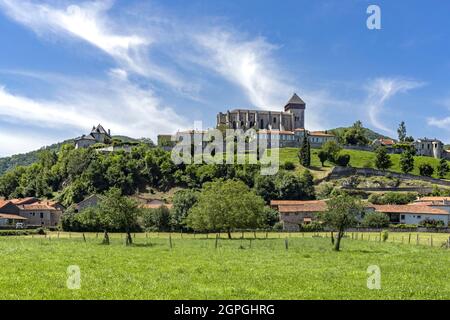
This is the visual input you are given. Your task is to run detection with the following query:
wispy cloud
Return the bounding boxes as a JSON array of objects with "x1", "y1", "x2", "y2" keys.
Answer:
[
  {"x1": 191, "y1": 30, "x2": 295, "y2": 108},
  {"x1": 364, "y1": 77, "x2": 424, "y2": 135},
  {"x1": 0, "y1": 70, "x2": 189, "y2": 141}
]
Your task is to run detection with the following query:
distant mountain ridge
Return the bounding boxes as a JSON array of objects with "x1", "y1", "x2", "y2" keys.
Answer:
[{"x1": 0, "y1": 135, "x2": 145, "y2": 175}]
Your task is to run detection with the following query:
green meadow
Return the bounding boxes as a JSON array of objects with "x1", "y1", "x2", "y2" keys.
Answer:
[
  {"x1": 278, "y1": 147, "x2": 450, "y2": 180},
  {"x1": 0, "y1": 232, "x2": 448, "y2": 300}
]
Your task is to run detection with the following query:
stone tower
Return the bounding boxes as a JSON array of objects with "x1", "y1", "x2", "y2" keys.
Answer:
[{"x1": 284, "y1": 93, "x2": 306, "y2": 129}]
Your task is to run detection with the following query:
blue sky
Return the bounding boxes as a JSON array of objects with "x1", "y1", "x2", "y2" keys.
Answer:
[{"x1": 0, "y1": 0, "x2": 450, "y2": 156}]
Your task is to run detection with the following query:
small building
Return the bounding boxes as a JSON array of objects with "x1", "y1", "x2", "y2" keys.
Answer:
[
  {"x1": 414, "y1": 138, "x2": 444, "y2": 159},
  {"x1": 0, "y1": 200, "x2": 26, "y2": 227},
  {"x1": 72, "y1": 194, "x2": 104, "y2": 213},
  {"x1": 373, "y1": 204, "x2": 449, "y2": 226},
  {"x1": 372, "y1": 138, "x2": 396, "y2": 147},
  {"x1": 270, "y1": 200, "x2": 328, "y2": 231},
  {"x1": 75, "y1": 124, "x2": 112, "y2": 149},
  {"x1": 17, "y1": 201, "x2": 63, "y2": 227},
  {"x1": 308, "y1": 131, "x2": 337, "y2": 148}
]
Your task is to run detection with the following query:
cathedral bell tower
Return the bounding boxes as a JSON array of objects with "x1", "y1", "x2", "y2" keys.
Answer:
[{"x1": 284, "y1": 93, "x2": 306, "y2": 129}]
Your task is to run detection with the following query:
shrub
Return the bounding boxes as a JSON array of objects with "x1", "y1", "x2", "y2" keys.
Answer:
[
  {"x1": 273, "y1": 222, "x2": 284, "y2": 231},
  {"x1": 368, "y1": 192, "x2": 417, "y2": 205},
  {"x1": 419, "y1": 163, "x2": 434, "y2": 177},
  {"x1": 389, "y1": 223, "x2": 418, "y2": 229},
  {"x1": 35, "y1": 227, "x2": 46, "y2": 235},
  {"x1": 299, "y1": 221, "x2": 324, "y2": 232},
  {"x1": 282, "y1": 161, "x2": 296, "y2": 171},
  {"x1": 335, "y1": 154, "x2": 350, "y2": 167},
  {"x1": 418, "y1": 219, "x2": 445, "y2": 228},
  {"x1": 361, "y1": 212, "x2": 389, "y2": 228},
  {"x1": 381, "y1": 230, "x2": 389, "y2": 242}
]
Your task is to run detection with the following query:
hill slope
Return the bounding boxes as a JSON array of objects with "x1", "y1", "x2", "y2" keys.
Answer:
[
  {"x1": 328, "y1": 126, "x2": 392, "y2": 142},
  {"x1": 0, "y1": 135, "x2": 147, "y2": 175}
]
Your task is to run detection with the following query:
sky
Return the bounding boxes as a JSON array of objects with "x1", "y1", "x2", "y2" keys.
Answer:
[{"x1": 0, "y1": 0, "x2": 450, "y2": 156}]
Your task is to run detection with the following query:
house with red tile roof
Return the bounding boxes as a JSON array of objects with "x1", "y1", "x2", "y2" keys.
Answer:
[{"x1": 270, "y1": 199, "x2": 449, "y2": 231}]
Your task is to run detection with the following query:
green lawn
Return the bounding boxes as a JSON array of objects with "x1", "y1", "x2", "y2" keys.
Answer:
[
  {"x1": 279, "y1": 148, "x2": 450, "y2": 180},
  {"x1": 0, "y1": 233, "x2": 448, "y2": 299}
]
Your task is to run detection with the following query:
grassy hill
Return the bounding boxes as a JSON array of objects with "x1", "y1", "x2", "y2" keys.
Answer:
[
  {"x1": 279, "y1": 147, "x2": 450, "y2": 180},
  {"x1": 329, "y1": 126, "x2": 392, "y2": 142},
  {"x1": 0, "y1": 135, "x2": 147, "y2": 176}
]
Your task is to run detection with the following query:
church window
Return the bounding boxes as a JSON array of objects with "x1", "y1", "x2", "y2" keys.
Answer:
[{"x1": 273, "y1": 117, "x2": 277, "y2": 123}]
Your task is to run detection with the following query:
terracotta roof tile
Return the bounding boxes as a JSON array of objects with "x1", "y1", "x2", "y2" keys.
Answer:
[
  {"x1": 373, "y1": 204, "x2": 448, "y2": 215},
  {"x1": 0, "y1": 214, "x2": 27, "y2": 220}
]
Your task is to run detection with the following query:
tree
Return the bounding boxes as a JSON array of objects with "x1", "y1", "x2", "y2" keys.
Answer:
[
  {"x1": 98, "y1": 188, "x2": 140, "y2": 245},
  {"x1": 400, "y1": 150, "x2": 414, "y2": 174},
  {"x1": 318, "y1": 150, "x2": 328, "y2": 167},
  {"x1": 419, "y1": 163, "x2": 434, "y2": 177},
  {"x1": 322, "y1": 141, "x2": 342, "y2": 163},
  {"x1": 319, "y1": 195, "x2": 363, "y2": 251},
  {"x1": 335, "y1": 154, "x2": 350, "y2": 167},
  {"x1": 186, "y1": 180, "x2": 266, "y2": 238},
  {"x1": 343, "y1": 121, "x2": 369, "y2": 146},
  {"x1": 361, "y1": 212, "x2": 389, "y2": 228},
  {"x1": 254, "y1": 174, "x2": 277, "y2": 203},
  {"x1": 298, "y1": 134, "x2": 311, "y2": 167},
  {"x1": 437, "y1": 158, "x2": 450, "y2": 179},
  {"x1": 142, "y1": 206, "x2": 171, "y2": 231},
  {"x1": 170, "y1": 189, "x2": 198, "y2": 229},
  {"x1": 397, "y1": 121, "x2": 407, "y2": 142},
  {"x1": 374, "y1": 146, "x2": 392, "y2": 170}
]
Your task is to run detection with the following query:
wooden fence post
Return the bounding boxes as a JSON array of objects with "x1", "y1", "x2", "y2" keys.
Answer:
[
  {"x1": 408, "y1": 233, "x2": 411, "y2": 244},
  {"x1": 416, "y1": 234, "x2": 419, "y2": 245},
  {"x1": 169, "y1": 234, "x2": 173, "y2": 249},
  {"x1": 215, "y1": 234, "x2": 219, "y2": 249},
  {"x1": 82, "y1": 233, "x2": 86, "y2": 242},
  {"x1": 285, "y1": 238, "x2": 289, "y2": 250}
]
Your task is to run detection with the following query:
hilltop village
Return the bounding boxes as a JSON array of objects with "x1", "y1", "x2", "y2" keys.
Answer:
[{"x1": 1, "y1": 94, "x2": 450, "y2": 232}]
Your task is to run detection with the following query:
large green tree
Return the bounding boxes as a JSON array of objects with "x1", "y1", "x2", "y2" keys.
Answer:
[
  {"x1": 98, "y1": 188, "x2": 141, "y2": 245},
  {"x1": 186, "y1": 180, "x2": 266, "y2": 238},
  {"x1": 170, "y1": 189, "x2": 199, "y2": 229},
  {"x1": 320, "y1": 195, "x2": 363, "y2": 251}
]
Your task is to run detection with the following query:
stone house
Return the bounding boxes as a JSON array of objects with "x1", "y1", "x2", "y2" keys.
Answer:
[
  {"x1": 0, "y1": 200, "x2": 26, "y2": 227},
  {"x1": 75, "y1": 124, "x2": 112, "y2": 149},
  {"x1": 17, "y1": 201, "x2": 63, "y2": 227},
  {"x1": 72, "y1": 194, "x2": 104, "y2": 213},
  {"x1": 308, "y1": 131, "x2": 337, "y2": 148}
]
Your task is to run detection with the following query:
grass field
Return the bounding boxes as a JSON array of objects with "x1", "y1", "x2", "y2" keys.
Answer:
[
  {"x1": 279, "y1": 147, "x2": 450, "y2": 180},
  {"x1": 0, "y1": 232, "x2": 449, "y2": 300}
]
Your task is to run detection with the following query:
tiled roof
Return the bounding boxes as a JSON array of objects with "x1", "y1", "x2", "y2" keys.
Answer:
[
  {"x1": 258, "y1": 130, "x2": 294, "y2": 135},
  {"x1": 10, "y1": 197, "x2": 38, "y2": 205},
  {"x1": 373, "y1": 204, "x2": 448, "y2": 215},
  {"x1": 271, "y1": 200, "x2": 327, "y2": 206},
  {"x1": 0, "y1": 200, "x2": 10, "y2": 209},
  {"x1": 416, "y1": 196, "x2": 450, "y2": 202},
  {"x1": 278, "y1": 202, "x2": 327, "y2": 213},
  {"x1": 0, "y1": 214, "x2": 27, "y2": 220},
  {"x1": 18, "y1": 202, "x2": 59, "y2": 211},
  {"x1": 309, "y1": 131, "x2": 335, "y2": 137}
]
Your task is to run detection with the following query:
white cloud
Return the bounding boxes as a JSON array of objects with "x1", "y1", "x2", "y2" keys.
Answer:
[
  {"x1": 365, "y1": 77, "x2": 424, "y2": 135},
  {"x1": 0, "y1": 130, "x2": 55, "y2": 157},
  {"x1": 192, "y1": 30, "x2": 295, "y2": 109},
  {"x1": 0, "y1": 71, "x2": 189, "y2": 141},
  {"x1": 0, "y1": 0, "x2": 190, "y2": 90}
]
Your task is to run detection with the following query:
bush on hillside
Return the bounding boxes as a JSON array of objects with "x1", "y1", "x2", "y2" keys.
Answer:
[{"x1": 368, "y1": 192, "x2": 417, "y2": 205}]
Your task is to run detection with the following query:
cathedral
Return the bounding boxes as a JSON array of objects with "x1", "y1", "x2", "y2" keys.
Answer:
[{"x1": 216, "y1": 93, "x2": 306, "y2": 131}]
